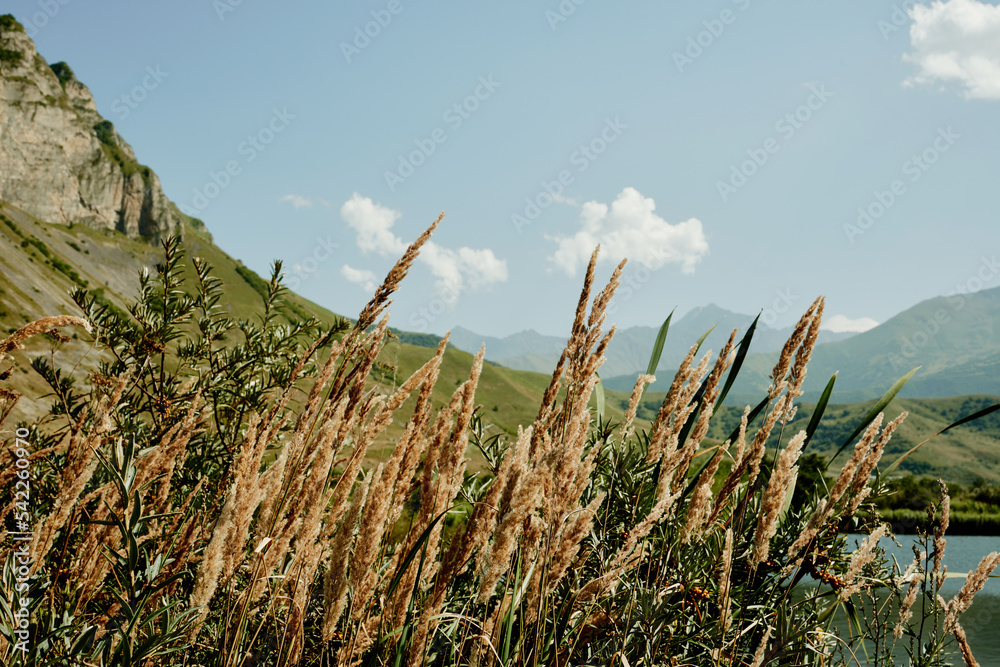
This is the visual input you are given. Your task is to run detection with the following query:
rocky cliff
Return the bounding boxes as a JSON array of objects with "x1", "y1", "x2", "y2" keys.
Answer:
[{"x1": 0, "y1": 15, "x2": 183, "y2": 241}]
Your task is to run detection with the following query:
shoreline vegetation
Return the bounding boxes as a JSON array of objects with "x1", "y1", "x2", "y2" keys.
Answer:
[
  {"x1": 1, "y1": 218, "x2": 999, "y2": 665},
  {"x1": 880, "y1": 509, "x2": 1000, "y2": 536}
]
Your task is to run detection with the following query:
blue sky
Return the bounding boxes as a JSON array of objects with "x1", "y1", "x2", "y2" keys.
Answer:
[{"x1": 16, "y1": 0, "x2": 1000, "y2": 337}]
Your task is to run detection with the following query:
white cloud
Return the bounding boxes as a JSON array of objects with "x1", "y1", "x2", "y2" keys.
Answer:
[
  {"x1": 341, "y1": 264, "x2": 379, "y2": 292},
  {"x1": 340, "y1": 193, "x2": 407, "y2": 256},
  {"x1": 338, "y1": 193, "x2": 508, "y2": 303},
  {"x1": 548, "y1": 187, "x2": 709, "y2": 276},
  {"x1": 904, "y1": 0, "x2": 1000, "y2": 100},
  {"x1": 280, "y1": 194, "x2": 314, "y2": 209},
  {"x1": 419, "y1": 243, "x2": 508, "y2": 303},
  {"x1": 823, "y1": 314, "x2": 879, "y2": 333}
]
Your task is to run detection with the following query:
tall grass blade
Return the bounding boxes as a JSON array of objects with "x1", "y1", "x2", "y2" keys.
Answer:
[
  {"x1": 830, "y1": 367, "x2": 919, "y2": 462},
  {"x1": 393, "y1": 533, "x2": 432, "y2": 667},
  {"x1": 594, "y1": 373, "x2": 605, "y2": 423},
  {"x1": 675, "y1": 384, "x2": 706, "y2": 454},
  {"x1": 384, "y1": 509, "x2": 452, "y2": 603},
  {"x1": 500, "y1": 552, "x2": 527, "y2": 666},
  {"x1": 645, "y1": 311, "x2": 674, "y2": 376},
  {"x1": 937, "y1": 401, "x2": 1000, "y2": 435},
  {"x1": 715, "y1": 313, "x2": 759, "y2": 407},
  {"x1": 693, "y1": 321, "x2": 719, "y2": 355},
  {"x1": 882, "y1": 401, "x2": 1000, "y2": 477},
  {"x1": 804, "y1": 372, "x2": 837, "y2": 448}
]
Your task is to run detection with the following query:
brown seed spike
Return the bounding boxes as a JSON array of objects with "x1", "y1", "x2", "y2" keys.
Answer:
[
  {"x1": 0, "y1": 315, "x2": 92, "y2": 357},
  {"x1": 355, "y1": 211, "x2": 443, "y2": 333}
]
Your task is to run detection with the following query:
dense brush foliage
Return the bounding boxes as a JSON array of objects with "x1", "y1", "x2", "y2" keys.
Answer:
[{"x1": 0, "y1": 224, "x2": 998, "y2": 666}]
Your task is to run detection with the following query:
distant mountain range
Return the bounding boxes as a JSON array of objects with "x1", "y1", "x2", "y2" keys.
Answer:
[
  {"x1": 450, "y1": 290, "x2": 1000, "y2": 403},
  {"x1": 449, "y1": 305, "x2": 856, "y2": 379},
  {"x1": 717, "y1": 286, "x2": 1000, "y2": 403}
]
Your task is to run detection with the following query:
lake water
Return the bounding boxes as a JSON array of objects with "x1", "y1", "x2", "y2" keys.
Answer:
[{"x1": 829, "y1": 534, "x2": 1000, "y2": 664}]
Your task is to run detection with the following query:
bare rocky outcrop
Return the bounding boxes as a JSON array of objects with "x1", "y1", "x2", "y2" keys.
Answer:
[{"x1": 0, "y1": 15, "x2": 181, "y2": 240}]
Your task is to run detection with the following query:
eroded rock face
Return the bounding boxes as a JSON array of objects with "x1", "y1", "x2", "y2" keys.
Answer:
[{"x1": 0, "y1": 17, "x2": 180, "y2": 240}]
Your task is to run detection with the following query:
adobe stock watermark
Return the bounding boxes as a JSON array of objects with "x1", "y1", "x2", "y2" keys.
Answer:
[
  {"x1": 888, "y1": 255, "x2": 999, "y2": 369},
  {"x1": 760, "y1": 288, "x2": 799, "y2": 328},
  {"x1": 110, "y1": 66, "x2": 168, "y2": 121},
  {"x1": 383, "y1": 75, "x2": 501, "y2": 192},
  {"x1": 843, "y1": 127, "x2": 959, "y2": 245},
  {"x1": 716, "y1": 84, "x2": 833, "y2": 202},
  {"x1": 20, "y1": 0, "x2": 71, "y2": 38},
  {"x1": 10, "y1": 426, "x2": 34, "y2": 655},
  {"x1": 340, "y1": 0, "x2": 408, "y2": 63},
  {"x1": 407, "y1": 284, "x2": 461, "y2": 333},
  {"x1": 877, "y1": 1, "x2": 918, "y2": 40},
  {"x1": 673, "y1": 0, "x2": 752, "y2": 73},
  {"x1": 284, "y1": 236, "x2": 341, "y2": 291},
  {"x1": 179, "y1": 108, "x2": 295, "y2": 215},
  {"x1": 213, "y1": 0, "x2": 245, "y2": 21},
  {"x1": 545, "y1": 0, "x2": 591, "y2": 31},
  {"x1": 605, "y1": 247, "x2": 678, "y2": 317},
  {"x1": 511, "y1": 116, "x2": 628, "y2": 233}
]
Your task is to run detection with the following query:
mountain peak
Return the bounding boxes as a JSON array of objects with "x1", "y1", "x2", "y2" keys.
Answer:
[
  {"x1": 686, "y1": 302, "x2": 731, "y2": 316},
  {"x1": 0, "y1": 15, "x2": 192, "y2": 241},
  {"x1": 679, "y1": 303, "x2": 743, "y2": 327}
]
